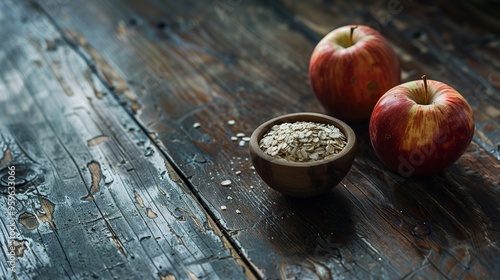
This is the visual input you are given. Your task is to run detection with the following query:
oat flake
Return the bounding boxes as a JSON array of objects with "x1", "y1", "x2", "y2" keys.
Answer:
[
  {"x1": 259, "y1": 121, "x2": 347, "y2": 162},
  {"x1": 220, "y1": 180, "x2": 232, "y2": 186}
]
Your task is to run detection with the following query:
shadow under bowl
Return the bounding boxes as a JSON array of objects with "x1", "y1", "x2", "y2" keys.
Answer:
[{"x1": 249, "y1": 112, "x2": 357, "y2": 197}]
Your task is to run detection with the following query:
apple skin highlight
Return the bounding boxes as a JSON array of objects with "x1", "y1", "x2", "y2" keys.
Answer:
[
  {"x1": 369, "y1": 79, "x2": 475, "y2": 176},
  {"x1": 309, "y1": 25, "x2": 401, "y2": 123}
]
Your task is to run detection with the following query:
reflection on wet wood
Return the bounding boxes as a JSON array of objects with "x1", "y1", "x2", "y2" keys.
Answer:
[{"x1": 0, "y1": 1, "x2": 249, "y2": 278}]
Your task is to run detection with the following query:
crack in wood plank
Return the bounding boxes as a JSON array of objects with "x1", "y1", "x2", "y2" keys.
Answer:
[
  {"x1": 134, "y1": 191, "x2": 145, "y2": 208},
  {"x1": 63, "y1": 29, "x2": 141, "y2": 112},
  {"x1": 165, "y1": 159, "x2": 183, "y2": 185},
  {"x1": 157, "y1": 186, "x2": 167, "y2": 196},
  {"x1": 167, "y1": 223, "x2": 184, "y2": 246},
  {"x1": 82, "y1": 160, "x2": 102, "y2": 201},
  {"x1": 176, "y1": 208, "x2": 205, "y2": 233},
  {"x1": 0, "y1": 148, "x2": 12, "y2": 166},
  {"x1": 34, "y1": 196, "x2": 56, "y2": 233},
  {"x1": 84, "y1": 68, "x2": 105, "y2": 99},
  {"x1": 207, "y1": 217, "x2": 261, "y2": 280},
  {"x1": 104, "y1": 219, "x2": 127, "y2": 257},
  {"x1": 29, "y1": 37, "x2": 74, "y2": 96},
  {"x1": 87, "y1": 135, "x2": 109, "y2": 147}
]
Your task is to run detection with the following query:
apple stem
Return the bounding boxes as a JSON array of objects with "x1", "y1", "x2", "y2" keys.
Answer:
[
  {"x1": 422, "y1": 75, "x2": 429, "y2": 104},
  {"x1": 350, "y1": 26, "x2": 358, "y2": 46}
]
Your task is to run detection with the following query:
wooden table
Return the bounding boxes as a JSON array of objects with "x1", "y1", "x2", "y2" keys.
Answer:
[{"x1": 1, "y1": 1, "x2": 499, "y2": 279}]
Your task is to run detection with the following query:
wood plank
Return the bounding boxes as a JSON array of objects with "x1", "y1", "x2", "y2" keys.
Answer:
[
  {"x1": 34, "y1": 0, "x2": 500, "y2": 279},
  {"x1": 0, "y1": 1, "x2": 250, "y2": 279}
]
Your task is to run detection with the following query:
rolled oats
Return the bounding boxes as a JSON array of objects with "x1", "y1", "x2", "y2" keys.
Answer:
[
  {"x1": 220, "y1": 180, "x2": 232, "y2": 186},
  {"x1": 259, "y1": 121, "x2": 347, "y2": 162}
]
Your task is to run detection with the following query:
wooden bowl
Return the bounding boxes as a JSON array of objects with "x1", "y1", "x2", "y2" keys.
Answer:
[{"x1": 249, "y1": 112, "x2": 357, "y2": 197}]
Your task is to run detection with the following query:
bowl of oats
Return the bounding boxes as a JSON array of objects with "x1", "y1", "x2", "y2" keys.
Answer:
[{"x1": 249, "y1": 112, "x2": 357, "y2": 197}]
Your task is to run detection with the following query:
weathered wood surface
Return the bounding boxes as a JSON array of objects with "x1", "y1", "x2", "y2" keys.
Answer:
[
  {"x1": 1, "y1": 0, "x2": 499, "y2": 279},
  {"x1": 0, "y1": 1, "x2": 250, "y2": 279}
]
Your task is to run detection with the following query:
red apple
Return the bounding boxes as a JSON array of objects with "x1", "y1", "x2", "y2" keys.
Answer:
[
  {"x1": 309, "y1": 25, "x2": 401, "y2": 122},
  {"x1": 369, "y1": 76, "x2": 475, "y2": 176}
]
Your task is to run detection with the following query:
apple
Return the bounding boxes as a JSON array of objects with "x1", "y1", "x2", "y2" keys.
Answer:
[
  {"x1": 309, "y1": 25, "x2": 401, "y2": 123},
  {"x1": 369, "y1": 76, "x2": 475, "y2": 176}
]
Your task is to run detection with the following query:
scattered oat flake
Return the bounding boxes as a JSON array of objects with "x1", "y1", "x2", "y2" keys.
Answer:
[
  {"x1": 193, "y1": 122, "x2": 201, "y2": 128},
  {"x1": 236, "y1": 133, "x2": 245, "y2": 137},
  {"x1": 220, "y1": 205, "x2": 227, "y2": 211},
  {"x1": 228, "y1": 120, "x2": 236, "y2": 125},
  {"x1": 235, "y1": 171, "x2": 241, "y2": 175},
  {"x1": 236, "y1": 209, "x2": 241, "y2": 214},
  {"x1": 242, "y1": 137, "x2": 251, "y2": 142},
  {"x1": 227, "y1": 196, "x2": 233, "y2": 200},
  {"x1": 220, "y1": 180, "x2": 232, "y2": 186},
  {"x1": 231, "y1": 136, "x2": 238, "y2": 141},
  {"x1": 239, "y1": 140, "x2": 246, "y2": 147},
  {"x1": 250, "y1": 185, "x2": 254, "y2": 189}
]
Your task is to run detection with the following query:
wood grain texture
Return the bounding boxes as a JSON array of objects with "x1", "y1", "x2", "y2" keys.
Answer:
[
  {"x1": 6, "y1": 0, "x2": 500, "y2": 279},
  {"x1": 0, "y1": 1, "x2": 249, "y2": 279}
]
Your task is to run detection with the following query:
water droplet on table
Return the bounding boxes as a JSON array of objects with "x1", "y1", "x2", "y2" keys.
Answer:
[
  {"x1": 144, "y1": 147, "x2": 154, "y2": 157},
  {"x1": 411, "y1": 223, "x2": 431, "y2": 238},
  {"x1": 194, "y1": 154, "x2": 207, "y2": 163}
]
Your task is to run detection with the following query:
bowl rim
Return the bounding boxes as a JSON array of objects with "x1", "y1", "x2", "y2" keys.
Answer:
[{"x1": 249, "y1": 112, "x2": 357, "y2": 167}]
